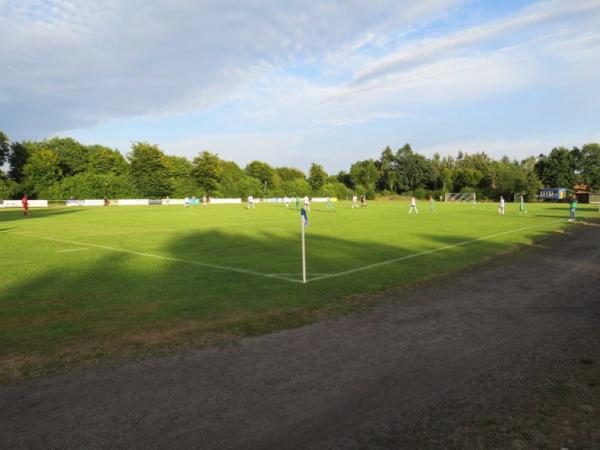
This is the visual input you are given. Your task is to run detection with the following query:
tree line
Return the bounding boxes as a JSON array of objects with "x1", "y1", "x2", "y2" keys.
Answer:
[{"x1": 1, "y1": 130, "x2": 599, "y2": 201}]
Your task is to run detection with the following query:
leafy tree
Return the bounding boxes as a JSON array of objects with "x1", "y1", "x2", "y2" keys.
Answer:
[
  {"x1": 440, "y1": 167, "x2": 454, "y2": 194},
  {"x1": 580, "y1": 143, "x2": 600, "y2": 191},
  {"x1": 163, "y1": 155, "x2": 195, "y2": 197},
  {"x1": 0, "y1": 130, "x2": 9, "y2": 169},
  {"x1": 308, "y1": 163, "x2": 328, "y2": 192},
  {"x1": 171, "y1": 177, "x2": 200, "y2": 198},
  {"x1": 429, "y1": 153, "x2": 442, "y2": 192},
  {"x1": 87, "y1": 145, "x2": 129, "y2": 175},
  {"x1": 245, "y1": 160, "x2": 280, "y2": 191},
  {"x1": 350, "y1": 159, "x2": 380, "y2": 196},
  {"x1": 376, "y1": 146, "x2": 397, "y2": 192},
  {"x1": 281, "y1": 178, "x2": 312, "y2": 197},
  {"x1": 453, "y1": 167, "x2": 484, "y2": 192},
  {"x1": 8, "y1": 142, "x2": 31, "y2": 182},
  {"x1": 5, "y1": 130, "x2": 598, "y2": 203},
  {"x1": 128, "y1": 142, "x2": 173, "y2": 197},
  {"x1": 235, "y1": 176, "x2": 264, "y2": 198},
  {"x1": 320, "y1": 182, "x2": 352, "y2": 199},
  {"x1": 0, "y1": 180, "x2": 7, "y2": 198},
  {"x1": 336, "y1": 170, "x2": 352, "y2": 188},
  {"x1": 394, "y1": 144, "x2": 432, "y2": 193},
  {"x1": 456, "y1": 152, "x2": 492, "y2": 173},
  {"x1": 276, "y1": 167, "x2": 305, "y2": 181},
  {"x1": 219, "y1": 160, "x2": 248, "y2": 197},
  {"x1": 0, "y1": 179, "x2": 23, "y2": 200},
  {"x1": 353, "y1": 184, "x2": 368, "y2": 196},
  {"x1": 165, "y1": 155, "x2": 192, "y2": 178},
  {"x1": 191, "y1": 151, "x2": 222, "y2": 195},
  {"x1": 44, "y1": 137, "x2": 89, "y2": 176},
  {"x1": 488, "y1": 159, "x2": 522, "y2": 198},
  {"x1": 518, "y1": 157, "x2": 543, "y2": 200},
  {"x1": 535, "y1": 147, "x2": 577, "y2": 187},
  {"x1": 46, "y1": 172, "x2": 137, "y2": 199},
  {"x1": 571, "y1": 146, "x2": 584, "y2": 174},
  {"x1": 22, "y1": 148, "x2": 62, "y2": 194}
]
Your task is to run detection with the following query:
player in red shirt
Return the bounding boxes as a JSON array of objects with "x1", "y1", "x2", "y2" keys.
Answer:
[{"x1": 21, "y1": 193, "x2": 29, "y2": 218}]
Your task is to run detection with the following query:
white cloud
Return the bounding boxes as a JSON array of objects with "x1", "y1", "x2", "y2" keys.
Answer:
[
  {"x1": 419, "y1": 133, "x2": 600, "y2": 161},
  {"x1": 0, "y1": 0, "x2": 464, "y2": 138},
  {"x1": 349, "y1": 0, "x2": 600, "y2": 87},
  {"x1": 3, "y1": 0, "x2": 599, "y2": 171},
  {"x1": 229, "y1": 0, "x2": 600, "y2": 133}
]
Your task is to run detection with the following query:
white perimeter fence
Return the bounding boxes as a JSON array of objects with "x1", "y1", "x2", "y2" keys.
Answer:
[
  {"x1": 0, "y1": 198, "x2": 336, "y2": 208},
  {"x1": 0, "y1": 200, "x2": 49, "y2": 208}
]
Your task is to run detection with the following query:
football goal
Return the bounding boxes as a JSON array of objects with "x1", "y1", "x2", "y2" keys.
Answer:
[
  {"x1": 444, "y1": 192, "x2": 476, "y2": 203},
  {"x1": 590, "y1": 193, "x2": 600, "y2": 212}
]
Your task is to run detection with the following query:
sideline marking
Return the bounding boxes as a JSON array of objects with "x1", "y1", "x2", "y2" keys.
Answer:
[
  {"x1": 307, "y1": 219, "x2": 565, "y2": 283},
  {"x1": 57, "y1": 247, "x2": 90, "y2": 253},
  {"x1": 12, "y1": 218, "x2": 564, "y2": 285},
  {"x1": 12, "y1": 233, "x2": 302, "y2": 284},
  {"x1": 266, "y1": 273, "x2": 334, "y2": 277}
]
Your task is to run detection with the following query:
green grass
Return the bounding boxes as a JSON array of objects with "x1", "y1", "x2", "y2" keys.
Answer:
[{"x1": 0, "y1": 200, "x2": 596, "y2": 381}]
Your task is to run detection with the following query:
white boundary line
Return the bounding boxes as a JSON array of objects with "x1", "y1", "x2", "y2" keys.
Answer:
[
  {"x1": 266, "y1": 273, "x2": 335, "y2": 277},
  {"x1": 12, "y1": 233, "x2": 303, "y2": 284},
  {"x1": 57, "y1": 247, "x2": 90, "y2": 253},
  {"x1": 307, "y1": 218, "x2": 565, "y2": 283},
  {"x1": 12, "y1": 218, "x2": 564, "y2": 285}
]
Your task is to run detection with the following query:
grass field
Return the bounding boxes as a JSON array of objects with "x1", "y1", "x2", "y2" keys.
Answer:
[{"x1": 0, "y1": 200, "x2": 596, "y2": 381}]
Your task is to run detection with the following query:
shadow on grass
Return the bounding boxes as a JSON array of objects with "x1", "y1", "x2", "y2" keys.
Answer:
[
  {"x1": 541, "y1": 205, "x2": 599, "y2": 212},
  {"x1": 0, "y1": 222, "x2": 555, "y2": 382},
  {"x1": 0, "y1": 207, "x2": 82, "y2": 224}
]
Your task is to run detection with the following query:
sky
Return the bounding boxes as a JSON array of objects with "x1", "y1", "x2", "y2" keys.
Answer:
[{"x1": 1, "y1": 0, "x2": 600, "y2": 173}]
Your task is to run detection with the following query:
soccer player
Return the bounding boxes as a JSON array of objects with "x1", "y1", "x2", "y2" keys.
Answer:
[
  {"x1": 21, "y1": 193, "x2": 29, "y2": 218},
  {"x1": 295, "y1": 196, "x2": 300, "y2": 210},
  {"x1": 247, "y1": 195, "x2": 256, "y2": 209},
  {"x1": 303, "y1": 195, "x2": 311, "y2": 212},
  {"x1": 326, "y1": 196, "x2": 335, "y2": 212},
  {"x1": 184, "y1": 196, "x2": 190, "y2": 208},
  {"x1": 569, "y1": 195, "x2": 577, "y2": 222},
  {"x1": 352, "y1": 193, "x2": 358, "y2": 209},
  {"x1": 498, "y1": 196, "x2": 505, "y2": 215},
  {"x1": 429, "y1": 195, "x2": 436, "y2": 213},
  {"x1": 202, "y1": 195, "x2": 207, "y2": 207},
  {"x1": 408, "y1": 196, "x2": 418, "y2": 214},
  {"x1": 472, "y1": 193, "x2": 477, "y2": 208},
  {"x1": 283, "y1": 196, "x2": 289, "y2": 208},
  {"x1": 360, "y1": 194, "x2": 367, "y2": 208},
  {"x1": 518, "y1": 195, "x2": 527, "y2": 215}
]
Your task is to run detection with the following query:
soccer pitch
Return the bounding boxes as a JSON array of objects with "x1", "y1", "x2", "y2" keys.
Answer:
[{"x1": 0, "y1": 201, "x2": 594, "y2": 380}]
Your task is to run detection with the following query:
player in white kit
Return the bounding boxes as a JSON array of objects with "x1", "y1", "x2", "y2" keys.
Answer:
[{"x1": 408, "y1": 197, "x2": 418, "y2": 214}]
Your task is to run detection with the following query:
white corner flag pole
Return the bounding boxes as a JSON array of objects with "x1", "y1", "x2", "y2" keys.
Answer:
[{"x1": 301, "y1": 214, "x2": 307, "y2": 284}]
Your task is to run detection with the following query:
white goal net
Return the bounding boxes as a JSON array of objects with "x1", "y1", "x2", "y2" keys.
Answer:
[
  {"x1": 444, "y1": 192, "x2": 476, "y2": 203},
  {"x1": 590, "y1": 193, "x2": 600, "y2": 211}
]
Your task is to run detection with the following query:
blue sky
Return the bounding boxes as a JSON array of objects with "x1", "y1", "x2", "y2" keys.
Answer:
[{"x1": 1, "y1": 0, "x2": 599, "y2": 173}]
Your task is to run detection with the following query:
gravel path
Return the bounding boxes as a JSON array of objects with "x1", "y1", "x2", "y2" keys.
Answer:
[{"x1": 2, "y1": 223, "x2": 599, "y2": 449}]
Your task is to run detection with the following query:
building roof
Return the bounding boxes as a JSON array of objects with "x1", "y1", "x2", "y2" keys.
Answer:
[{"x1": 574, "y1": 183, "x2": 591, "y2": 194}]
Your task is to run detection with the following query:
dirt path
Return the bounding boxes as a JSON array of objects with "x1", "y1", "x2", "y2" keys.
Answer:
[{"x1": 2, "y1": 224, "x2": 599, "y2": 449}]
